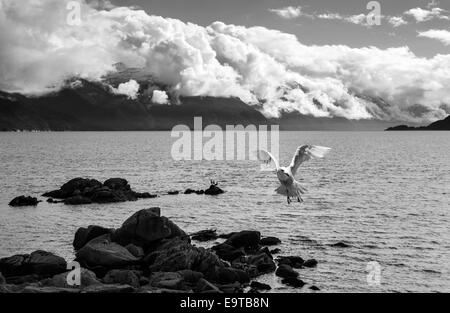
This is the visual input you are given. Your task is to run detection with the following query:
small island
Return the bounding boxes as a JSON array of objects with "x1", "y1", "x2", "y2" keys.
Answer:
[{"x1": 386, "y1": 115, "x2": 450, "y2": 131}]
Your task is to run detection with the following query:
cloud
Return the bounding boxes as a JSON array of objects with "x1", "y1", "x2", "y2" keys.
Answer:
[
  {"x1": 1, "y1": 0, "x2": 450, "y2": 123},
  {"x1": 269, "y1": 6, "x2": 302, "y2": 19},
  {"x1": 389, "y1": 16, "x2": 408, "y2": 27},
  {"x1": 404, "y1": 7, "x2": 449, "y2": 22},
  {"x1": 418, "y1": 29, "x2": 450, "y2": 45},
  {"x1": 152, "y1": 90, "x2": 170, "y2": 104},
  {"x1": 112, "y1": 79, "x2": 140, "y2": 99}
]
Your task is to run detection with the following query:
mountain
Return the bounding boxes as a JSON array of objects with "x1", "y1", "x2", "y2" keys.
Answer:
[
  {"x1": 386, "y1": 115, "x2": 450, "y2": 131},
  {"x1": 0, "y1": 79, "x2": 403, "y2": 131}
]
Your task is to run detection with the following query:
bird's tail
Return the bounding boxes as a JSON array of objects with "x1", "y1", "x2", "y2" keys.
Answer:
[{"x1": 275, "y1": 181, "x2": 307, "y2": 197}]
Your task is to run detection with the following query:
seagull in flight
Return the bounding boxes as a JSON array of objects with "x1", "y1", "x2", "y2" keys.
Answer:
[{"x1": 257, "y1": 145, "x2": 331, "y2": 204}]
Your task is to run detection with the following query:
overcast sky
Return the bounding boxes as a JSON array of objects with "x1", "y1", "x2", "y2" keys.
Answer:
[{"x1": 111, "y1": 0, "x2": 450, "y2": 57}]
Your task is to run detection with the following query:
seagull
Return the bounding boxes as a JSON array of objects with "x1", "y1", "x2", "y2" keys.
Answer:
[{"x1": 257, "y1": 145, "x2": 331, "y2": 204}]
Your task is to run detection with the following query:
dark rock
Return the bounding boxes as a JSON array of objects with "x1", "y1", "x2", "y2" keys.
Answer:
[
  {"x1": 276, "y1": 256, "x2": 304, "y2": 268},
  {"x1": 329, "y1": 242, "x2": 351, "y2": 248},
  {"x1": 168, "y1": 191, "x2": 180, "y2": 195},
  {"x1": 47, "y1": 198, "x2": 62, "y2": 204},
  {"x1": 236, "y1": 253, "x2": 276, "y2": 275},
  {"x1": 191, "y1": 229, "x2": 218, "y2": 242},
  {"x1": 103, "y1": 178, "x2": 130, "y2": 191},
  {"x1": 6, "y1": 274, "x2": 41, "y2": 285},
  {"x1": 125, "y1": 244, "x2": 144, "y2": 258},
  {"x1": 9, "y1": 196, "x2": 39, "y2": 207},
  {"x1": 303, "y1": 259, "x2": 318, "y2": 268},
  {"x1": 147, "y1": 238, "x2": 224, "y2": 281},
  {"x1": 216, "y1": 282, "x2": 243, "y2": 293},
  {"x1": 64, "y1": 195, "x2": 92, "y2": 205},
  {"x1": 0, "y1": 272, "x2": 5, "y2": 284},
  {"x1": 112, "y1": 208, "x2": 187, "y2": 248},
  {"x1": 149, "y1": 272, "x2": 186, "y2": 290},
  {"x1": 103, "y1": 269, "x2": 140, "y2": 288},
  {"x1": 310, "y1": 285, "x2": 320, "y2": 291},
  {"x1": 195, "y1": 278, "x2": 222, "y2": 293},
  {"x1": 184, "y1": 189, "x2": 197, "y2": 195},
  {"x1": 75, "y1": 234, "x2": 138, "y2": 267},
  {"x1": 81, "y1": 284, "x2": 135, "y2": 293},
  {"x1": 275, "y1": 264, "x2": 299, "y2": 279},
  {"x1": 73, "y1": 225, "x2": 114, "y2": 251},
  {"x1": 216, "y1": 267, "x2": 250, "y2": 284},
  {"x1": 204, "y1": 184, "x2": 224, "y2": 196},
  {"x1": 177, "y1": 270, "x2": 204, "y2": 284},
  {"x1": 250, "y1": 281, "x2": 271, "y2": 291},
  {"x1": 211, "y1": 243, "x2": 245, "y2": 262},
  {"x1": 195, "y1": 190, "x2": 205, "y2": 195},
  {"x1": 23, "y1": 286, "x2": 81, "y2": 293},
  {"x1": 0, "y1": 251, "x2": 66, "y2": 278},
  {"x1": 224, "y1": 231, "x2": 261, "y2": 249},
  {"x1": 260, "y1": 236, "x2": 281, "y2": 246},
  {"x1": 281, "y1": 277, "x2": 305, "y2": 288},
  {"x1": 134, "y1": 192, "x2": 157, "y2": 199},
  {"x1": 61, "y1": 178, "x2": 102, "y2": 196},
  {"x1": 218, "y1": 232, "x2": 236, "y2": 239},
  {"x1": 42, "y1": 190, "x2": 67, "y2": 199},
  {"x1": 270, "y1": 248, "x2": 281, "y2": 255}
]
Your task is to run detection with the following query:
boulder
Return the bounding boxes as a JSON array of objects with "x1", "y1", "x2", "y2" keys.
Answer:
[
  {"x1": 231, "y1": 253, "x2": 276, "y2": 277},
  {"x1": 125, "y1": 244, "x2": 144, "y2": 258},
  {"x1": 260, "y1": 237, "x2": 281, "y2": 246},
  {"x1": 51, "y1": 268, "x2": 100, "y2": 288},
  {"x1": 275, "y1": 264, "x2": 299, "y2": 279},
  {"x1": 0, "y1": 251, "x2": 66, "y2": 278},
  {"x1": 168, "y1": 191, "x2": 180, "y2": 195},
  {"x1": 149, "y1": 272, "x2": 186, "y2": 290},
  {"x1": 103, "y1": 269, "x2": 140, "y2": 288},
  {"x1": 224, "y1": 231, "x2": 261, "y2": 249},
  {"x1": 64, "y1": 196, "x2": 92, "y2": 205},
  {"x1": 6, "y1": 274, "x2": 41, "y2": 285},
  {"x1": 73, "y1": 225, "x2": 114, "y2": 251},
  {"x1": 281, "y1": 277, "x2": 305, "y2": 288},
  {"x1": 216, "y1": 267, "x2": 249, "y2": 284},
  {"x1": 303, "y1": 259, "x2": 318, "y2": 268},
  {"x1": 191, "y1": 229, "x2": 218, "y2": 242},
  {"x1": 112, "y1": 208, "x2": 187, "y2": 248},
  {"x1": 75, "y1": 234, "x2": 138, "y2": 267},
  {"x1": 204, "y1": 185, "x2": 224, "y2": 196},
  {"x1": 211, "y1": 243, "x2": 245, "y2": 262},
  {"x1": 195, "y1": 278, "x2": 222, "y2": 293},
  {"x1": 177, "y1": 270, "x2": 204, "y2": 284},
  {"x1": 276, "y1": 256, "x2": 304, "y2": 268},
  {"x1": 134, "y1": 192, "x2": 157, "y2": 199},
  {"x1": 310, "y1": 285, "x2": 320, "y2": 291},
  {"x1": 103, "y1": 178, "x2": 130, "y2": 190},
  {"x1": 61, "y1": 178, "x2": 103, "y2": 195},
  {"x1": 250, "y1": 281, "x2": 271, "y2": 291},
  {"x1": 9, "y1": 196, "x2": 39, "y2": 207},
  {"x1": 147, "y1": 238, "x2": 224, "y2": 281},
  {"x1": 270, "y1": 248, "x2": 281, "y2": 255}
]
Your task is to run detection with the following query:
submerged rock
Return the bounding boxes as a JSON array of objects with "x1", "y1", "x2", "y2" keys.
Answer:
[
  {"x1": 191, "y1": 229, "x2": 218, "y2": 242},
  {"x1": 64, "y1": 196, "x2": 92, "y2": 205},
  {"x1": 224, "y1": 231, "x2": 261, "y2": 250},
  {"x1": 260, "y1": 237, "x2": 281, "y2": 246},
  {"x1": 275, "y1": 264, "x2": 299, "y2": 279},
  {"x1": 250, "y1": 281, "x2": 271, "y2": 291},
  {"x1": 303, "y1": 259, "x2": 318, "y2": 268},
  {"x1": 329, "y1": 242, "x2": 351, "y2": 248},
  {"x1": 276, "y1": 256, "x2": 304, "y2": 268},
  {"x1": 281, "y1": 277, "x2": 305, "y2": 288},
  {"x1": 9, "y1": 196, "x2": 40, "y2": 207}
]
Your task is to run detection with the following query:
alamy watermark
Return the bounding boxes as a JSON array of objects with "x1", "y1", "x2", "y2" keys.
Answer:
[{"x1": 171, "y1": 117, "x2": 279, "y2": 167}]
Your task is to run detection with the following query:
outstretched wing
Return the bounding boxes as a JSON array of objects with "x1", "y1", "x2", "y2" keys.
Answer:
[
  {"x1": 256, "y1": 150, "x2": 280, "y2": 171},
  {"x1": 289, "y1": 145, "x2": 331, "y2": 176}
]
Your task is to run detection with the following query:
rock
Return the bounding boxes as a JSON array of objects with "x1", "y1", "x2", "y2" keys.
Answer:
[
  {"x1": 303, "y1": 259, "x2": 318, "y2": 268},
  {"x1": 276, "y1": 256, "x2": 304, "y2": 268},
  {"x1": 0, "y1": 251, "x2": 66, "y2": 278},
  {"x1": 204, "y1": 184, "x2": 224, "y2": 196},
  {"x1": 0, "y1": 272, "x2": 5, "y2": 284},
  {"x1": 275, "y1": 264, "x2": 299, "y2": 279},
  {"x1": 0, "y1": 254, "x2": 29, "y2": 277},
  {"x1": 310, "y1": 285, "x2": 320, "y2": 291},
  {"x1": 260, "y1": 237, "x2": 281, "y2": 246},
  {"x1": 47, "y1": 198, "x2": 62, "y2": 204},
  {"x1": 103, "y1": 178, "x2": 130, "y2": 190},
  {"x1": 218, "y1": 232, "x2": 236, "y2": 239},
  {"x1": 9, "y1": 196, "x2": 39, "y2": 207},
  {"x1": 103, "y1": 269, "x2": 140, "y2": 288},
  {"x1": 191, "y1": 229, "x2": 218, "y2": 242},
  {"x1": 168, "y1": 191, "x2": 179, "y2": 195},
  {"x1": 6, "y1": 274, "x2": 42, "y2": 285},
  {"x1": 42, "y1": 190, "x2": 67, "y2": 199},
  {"x1": 195, "y1": 278, "x2": 222, "y2": 293},
  {"x1": 216, "y1": 282, "x2": 243, "y2": 293},
  {"x1": 51, "y1": 268, "x2": 100, "y2": 288},
  {"x1": 64, "y1": 196, "x2": 92, "y2": 205},
  {"x1": 281, "y1": 277, "x2": 305, "y2": 288},
  {"x1": 81, "y1": 284, "x2": 135, "y2": 293},
  {"x1": 216, "y1": 267, "x2": 250, "y2": 284},
  {"x1": 250, "y1": 281, "x2": 271, "y2": 291},
  {"x1": 270, "y1": 248, "x2": 281, "y2": 255},
  {"x1": 224, "y1": 231, "x2": 261, "y2": 249},
  {"x1": 184, "y1": 189, "x2": 196, "y2": 194},
  {"x1": 76, "y1": 234, "x2": 138, "y2": 267},
  {"x1": 232, "y1": 253, "x2": 276, "y2": 277},
  {"x1": 329, "y1": 242, "x2": 351, "y2": 248},
  {"x1": 195, "y1": 190, "x2": 205, "y2": 195},
  {"x1": 73, "y1": 225, "x2": 115, "y2": 251},
  {"x1": 22, "y1": 286, "x2": 81, "y2": 293},
  {"x1": 211, "y1": 243, "x2": 245, "y2": 262},
  {"x1": 148, "y1": 238, "x2": 224, "y2": 281},
  {"x1": 125, "y1": 244, "x2": 144, "y2": 258},
  {"x1": 149, "y1": 272, "x2": 186, "y2": 290},
  {"x1": 112, "y1": 208, "x2": 187, "y2": 248},
  {"x1": 91, "y1": 188, "x2": 127, "y2": 203},
  {"x1": 134, "y1": 192, "x2": 157, "y2": 199},
  {"x1": 177, "y1": 270, "x2": 204, "y2": 284}
]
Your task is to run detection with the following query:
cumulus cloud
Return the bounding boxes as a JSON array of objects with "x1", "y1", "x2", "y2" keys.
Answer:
[
  {"x1": 0, "y1": 0, "x2": 450, "y2": 123},
  {"x1": 404, "y1": 7, "x2": 449, "y2": 22},
  {"x1": 112, "y1": 79, "x2": 140, "y2": 99},
  {"x1": 389, "y1": 16, "x2": 408, "y2": 27},
  {"x1": 269, "y1": 6, "x2": 302, "y2": 19},
  {"x1": 418, "y1": 29, "x2": 450, "y2": 45},
  {"x1": 152, "y1": 90, "x2": 169, "y2": 104}
]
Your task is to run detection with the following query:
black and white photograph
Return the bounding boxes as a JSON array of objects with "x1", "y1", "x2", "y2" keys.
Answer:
[{"x1": 0, "y1": 0, "x2": 449, "y2": 305}]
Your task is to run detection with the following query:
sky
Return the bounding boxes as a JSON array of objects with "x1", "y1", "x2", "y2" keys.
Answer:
[
  {"x1": 112, "y1": 0, "x2": 450, "y2": 57},
  {"x1": 0, "y1": 0, "x2": 449, "y2": 123}
]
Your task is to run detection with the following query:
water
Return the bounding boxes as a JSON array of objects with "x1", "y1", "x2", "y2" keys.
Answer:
[{"x1": 0, "y1": 131, "x2": 449, "y2": 293}]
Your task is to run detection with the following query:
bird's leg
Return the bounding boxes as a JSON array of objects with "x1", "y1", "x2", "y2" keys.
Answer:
[
  {"x1": 287, "y1": 196, "x2": 291, "y2": 204},
  {"x1": 297, "y1": 196, "x2": 303, "y2": 203}
]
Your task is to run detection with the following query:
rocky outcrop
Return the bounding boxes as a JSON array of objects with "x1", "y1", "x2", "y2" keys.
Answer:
[
  {"x1": 73, "y1": 225, "x2": 115, "y2": 251},
  {"x1": 9, "y1": 196, "x2": 40, "y2": 207},
  {"x1": 43, "y1": 178, "x2": 155, "y2": 205},
  {"x1": 0, "y1": 251, "x2": 66, "y2": 279}
]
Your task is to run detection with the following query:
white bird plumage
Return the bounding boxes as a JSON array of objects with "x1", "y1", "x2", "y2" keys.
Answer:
[{"x1": 257, "y1": 145, "x2": 331, "y2": 204}]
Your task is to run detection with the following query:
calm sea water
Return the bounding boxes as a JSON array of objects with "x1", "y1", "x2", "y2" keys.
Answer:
[{"x1": 0, "y1": 131, "x2": 449, "y2": 293}]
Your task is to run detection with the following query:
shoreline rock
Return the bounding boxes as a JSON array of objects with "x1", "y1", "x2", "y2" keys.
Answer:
[{"x1": 9, "y1": 196, "x2": 40, "y2": 207}]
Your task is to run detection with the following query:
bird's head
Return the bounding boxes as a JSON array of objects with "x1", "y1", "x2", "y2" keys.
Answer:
[{"x1": 277, "y1": 168, "x2": 290, "y2": 180}]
